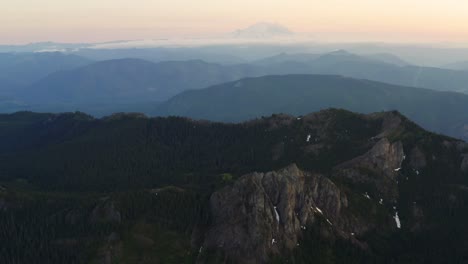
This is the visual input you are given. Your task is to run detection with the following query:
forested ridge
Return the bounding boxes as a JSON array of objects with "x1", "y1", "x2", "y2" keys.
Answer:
[{"x1": 1, "y1": 109, "x2": 468, "y2": 263}]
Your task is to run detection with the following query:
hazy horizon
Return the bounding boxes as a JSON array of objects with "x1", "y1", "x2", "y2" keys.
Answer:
[{"x1": 3, "y1": 0, "x2": 468, "y2": 45}]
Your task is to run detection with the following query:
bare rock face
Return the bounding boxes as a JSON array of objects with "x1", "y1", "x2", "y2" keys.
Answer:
[
  {"x1": 369, "y1": 111, "x2": 402, "y2": 138},
  {"x1": 335, "y1": 138, "x2": 404, "y2": 201},
  {"x1": 200, "y1": 164, "x2": 346, "y2": 263}
]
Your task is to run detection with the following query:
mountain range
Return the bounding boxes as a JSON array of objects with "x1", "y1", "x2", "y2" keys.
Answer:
[
  {"x1": 16, "y1": 58, "x2": 262, "y2": 105},
  {"x1": 155, "y1": 74, "x2": 468, "y2": 141},
  {"x1": 2, "y1": 50, "x2": 468, "y2": 142},
  {"x1": 3, "y1": 49, "x2": 468, "y2": 113},
  {"x1": 0, "y1": 52, "x2": 91, "y2": 89}
]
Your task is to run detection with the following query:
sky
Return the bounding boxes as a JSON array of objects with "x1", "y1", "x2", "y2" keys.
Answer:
[{"x1": 2, "y1": 0, "x2": 468, "y2": 44}]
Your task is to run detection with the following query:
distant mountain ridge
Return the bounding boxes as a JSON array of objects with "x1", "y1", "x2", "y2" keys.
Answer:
[
  {"x1": 17, "y1": 58, "x2": 263, "y2": 106},
  {"x1": 3, "y1": 49, "x2": 468, "y2": 116},
  {"x1": 443, "y1": 60, "x2": 468, "y2": 71},
  {"x1": 154, "y1": 74, "x2": 468, "y2": 141},
  {"x1": 0, "y1": 52, "x2": 91, "y2": 89}
]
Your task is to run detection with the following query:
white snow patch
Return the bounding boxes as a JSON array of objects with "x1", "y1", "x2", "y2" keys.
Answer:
[
  {"x1": 272, "y1": 238, "x2": 277, "y2": 245},
  {"x1": 300, "y1": 225, "x2": 306, "y2": 230},
  {"x1": 297, "y1": 117, "x2": 302, "y2": 120},
  {"x1": 379, "y1": 199, "x2": 383, "y2": 205},
  {"x1": 416, "y1": 170, "x2": 420, "y2": 175},
  {"x1": 306, "y1": 134, "x2": 311, "y2": 142},
  {"x1": 351, "y1": 233, "x2": 355, "y2": 236},
  {"x1": 363, "y1": 192, "x2": 371, "y2": 200},
  {"x1": 394, "y1": 211, "x2": 401, "y2": 229},
  {"x1": 394, "y1": 168, "x2": 402, "y2": 172},
  {"x1": 326, "y1": 219, "x2": 333, "y2": 226},
  {"x1": 312, "y1": 207, "x2": 323, "y2": 215},
  {"x1": 274, "y1": 206, "x2": 280, "y2": 223}
]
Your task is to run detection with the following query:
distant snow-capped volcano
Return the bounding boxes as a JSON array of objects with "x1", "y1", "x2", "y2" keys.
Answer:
[{"x1": 231, "y1": 22, "x2": 294, "y2": 39}]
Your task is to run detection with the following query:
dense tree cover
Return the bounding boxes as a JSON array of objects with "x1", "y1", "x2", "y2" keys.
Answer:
[
  {"x1": 0, "y1": 110, "x2": 384, "y2": 191},
  {"x1": 1, "y1": 109, "x2": 468, "y2": 263},
  {"x1": 0, "y1": 186, "x2": 207, "y2": 264}
]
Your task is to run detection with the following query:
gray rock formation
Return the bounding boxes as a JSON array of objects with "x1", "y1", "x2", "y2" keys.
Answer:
[
  {"x1": 335, "y1": 138, "x2": 404, "y2": 201},
  {"x1": 200, "y1": 164, "x2": 353, "y2": 263}
]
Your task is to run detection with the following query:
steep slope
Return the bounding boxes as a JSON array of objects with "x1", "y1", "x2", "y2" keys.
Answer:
[
  {"x1": 1, "y1": 109, "x2": 468, "y2": 263},
  {"x1": 155, "y1": 74, "x2": 468, "y2": 141}
]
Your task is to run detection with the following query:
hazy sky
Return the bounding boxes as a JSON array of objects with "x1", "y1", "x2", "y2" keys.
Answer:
[{"x1": 2, "y1": 0, "x2": 468, "y2": 44}]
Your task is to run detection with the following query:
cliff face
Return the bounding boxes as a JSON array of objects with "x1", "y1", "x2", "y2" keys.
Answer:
[
  {"x1": 199, "y1": 162, "x2": 398, "y2": 263},
  {"x1": 200, "y1": 164, "x2": 345, "y2": 263},
  {"x1": 335, "y1": 138, "x2": 404, "y2": 202}
]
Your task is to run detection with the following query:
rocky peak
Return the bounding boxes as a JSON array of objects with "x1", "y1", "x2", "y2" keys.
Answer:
[
  {"x1": 335, "y1": 138, "x2": 404, "y2": 201},
  {"x1": 198, "y1": 164, "x2": 347, "y2": 263}
]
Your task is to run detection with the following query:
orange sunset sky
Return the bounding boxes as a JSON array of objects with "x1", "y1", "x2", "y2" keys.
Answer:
[{"x1": 2, "y1": 0, "x2": 468, "y2": 44}]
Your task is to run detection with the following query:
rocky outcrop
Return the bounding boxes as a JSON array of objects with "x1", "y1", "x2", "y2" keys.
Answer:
[
  {"x1": 335, "y1": 138, "x2": 404, "y2": 201},
  {"x1": 367, "y1": 111, "x2": 403, "y2": 138},
  {"x1": 199, "y1": 164, "x2": 350, "y2": 263}
]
